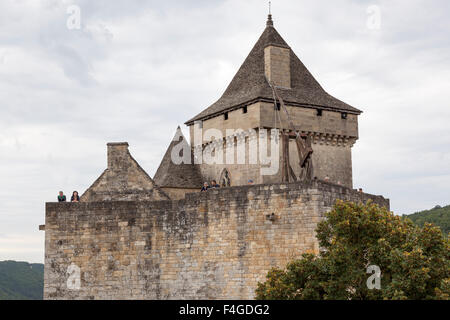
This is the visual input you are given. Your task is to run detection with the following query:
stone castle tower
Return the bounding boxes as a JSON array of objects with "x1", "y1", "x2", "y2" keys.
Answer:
[
  {"x1": 42, "y1": 15, "x2": 388, "y2": 300},
  {"x1": 153, "y1": 15, "x2": 361, "y2": 200}
]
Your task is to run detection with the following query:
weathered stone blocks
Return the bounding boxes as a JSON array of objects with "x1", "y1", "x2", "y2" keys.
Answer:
[{"x1": 44, "y1": 180, "x2": 388, "y2": 300}]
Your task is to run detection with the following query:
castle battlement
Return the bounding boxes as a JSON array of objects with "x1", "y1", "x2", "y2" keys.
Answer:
[{"x1": 44, "y1": 180, "x2": 388, "y2": 300}]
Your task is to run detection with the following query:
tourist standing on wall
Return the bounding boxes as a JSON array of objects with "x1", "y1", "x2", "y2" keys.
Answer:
[
  {"x1": 57, "y1": 191, "x2": 66, "y2": 202},
  {"x1": 210, "y1": 180, "x2": 220, "y2": 188},
  {"x1": 201, "y1": 182, "x2": 209, "y2": 192},
  {"x1": 71, "y1": 191, "x2": 80, "y2": 202}
]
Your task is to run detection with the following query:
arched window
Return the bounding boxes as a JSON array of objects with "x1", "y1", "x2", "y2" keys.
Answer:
[{"x1": 219, "y1": 169, "x2": 231, "y2": 187}]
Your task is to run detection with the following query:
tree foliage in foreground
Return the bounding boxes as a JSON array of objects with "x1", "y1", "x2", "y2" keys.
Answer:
[{"x1": 256, "y1": 200, "x2": 450, "y2": 300}]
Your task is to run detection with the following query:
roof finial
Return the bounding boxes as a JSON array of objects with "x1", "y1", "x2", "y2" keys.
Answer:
[{"x1": 267, "y1": 2, "x2": 273, "y2": 27}]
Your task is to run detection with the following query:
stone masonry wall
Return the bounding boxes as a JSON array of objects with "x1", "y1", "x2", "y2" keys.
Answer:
[
  {"x1": 161, "y1": 187, "x2": 200, "y2": 200},
  {"x1": 194, "y1": 128, "x2": 354, "y2": 188},
  {"x1": 188, "y1": 100, "x2": 358, "y2": 188},
  {"x1": 44, "y1": 181, "x2": 389, "y2": 300}
]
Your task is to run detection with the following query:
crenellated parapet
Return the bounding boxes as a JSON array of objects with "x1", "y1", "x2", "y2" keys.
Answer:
[{"x1": 311, "y1": 133, "x2": 357, "y2": 148}]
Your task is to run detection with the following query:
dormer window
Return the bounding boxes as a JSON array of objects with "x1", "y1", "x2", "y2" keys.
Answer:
[
  {"x1": 243, "y1": 106, "x2": 248, "y2": 114},
  {"x1": 341, "y1": 112, "x2": 348, "y2": 120},
  {"x1": 224, "y1": 112, "x2": 229, "y2": 120},
  {"x1": 316, "y1": 109, "x2": 323, "y2": 116}
]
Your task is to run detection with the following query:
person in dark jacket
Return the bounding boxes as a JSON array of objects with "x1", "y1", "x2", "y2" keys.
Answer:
[
  {"x1": 71, "y1": 191, "x2": 80, "y2": 202},
  {"x1": 57, "y1": 191, "x2": 66, "y2": 202},
  {"x1": 201, "y1": 182, "x2": 209, "y2": 192},
  {"x1": 210, "y1": 180, "x2": 220, "y2": 188}
]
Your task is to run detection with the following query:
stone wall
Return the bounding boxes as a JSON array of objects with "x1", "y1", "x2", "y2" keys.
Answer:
[
  {"x1": 189, "y1": 101, "x2": 358, "y2": 146},
  {"x1": 310, "y1": 143, "x2": 353, "y2": 188},
  {"x1": 161, "y1": 187, "x2": 200, "y2": 200},
  {"x1": 44, "y1": 181, "x2": 388, "y2": 300},
  {"x1": 193, "y1": 129, "x2": 354, "y2": 188},
  {"x1": 187, "y1": 100, "x2": 358, "y2": 188},
  {"x1": 259, "y1": 102, "x2": 359, "y2": 138},
  {"x1": 189, "y1": 102, "x2": 261, "y2": 146},
  {"x1": 194, "y1": 132, "x2": 264, "y2": 187}
]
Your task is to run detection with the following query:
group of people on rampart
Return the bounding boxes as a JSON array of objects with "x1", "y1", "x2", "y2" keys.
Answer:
[
  {"x1": 57, "y1": 191, "x2": 80, "y2": 202},
  {"x1": 200, "y1": 179, "x2": 253, "y2": 192}
]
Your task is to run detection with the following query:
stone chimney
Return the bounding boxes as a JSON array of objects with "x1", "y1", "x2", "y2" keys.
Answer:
[
  {"x1": 264, "y1": 45, "x2": 291, "y2": 88},
  {"x1": 107, "y1": 142, "x2": 130, "y2": 170}
]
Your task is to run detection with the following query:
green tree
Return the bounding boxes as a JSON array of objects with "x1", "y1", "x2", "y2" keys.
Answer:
[
  {"x1": 256, "y1": 200, "x2": 450, "y2": 300},
  {"x1": 405, "y1": 205, "x2": 450, "y2": 235}
]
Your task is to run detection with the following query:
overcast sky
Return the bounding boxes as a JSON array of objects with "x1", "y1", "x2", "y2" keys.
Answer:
[{"x1": 0, "y1": 0, "x2": 449, "y2": 263}]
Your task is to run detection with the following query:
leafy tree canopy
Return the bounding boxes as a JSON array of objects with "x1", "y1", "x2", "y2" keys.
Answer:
[{"x1": 256, "y1": 201, "x2": 450, "y2": 300}]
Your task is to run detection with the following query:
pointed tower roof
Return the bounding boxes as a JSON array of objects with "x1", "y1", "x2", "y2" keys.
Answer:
[
  {"x1": 153, "y1": 127, "x2": 203, "y2": 189},
  {"x1": 185, "y1": 16, "x2": 361, "y2": 125}
]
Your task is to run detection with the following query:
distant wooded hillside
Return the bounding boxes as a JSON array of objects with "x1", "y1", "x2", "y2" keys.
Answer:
[
  {"x1": 0, "y1": 261, "x2": 44, "y2": 300},
  {"x1": 405, "y1": 205, "x2": 450, "y2": 235}
]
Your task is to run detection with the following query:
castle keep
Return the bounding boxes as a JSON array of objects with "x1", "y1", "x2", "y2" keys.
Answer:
[
  {"x1": 151, "y1": 15, "x2": 361, "y2": 200},
  {"x1": 43, "y1": 15, "x2": 389, "y2": 300}
]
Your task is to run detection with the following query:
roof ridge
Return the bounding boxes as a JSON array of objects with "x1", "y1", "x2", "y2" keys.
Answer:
[{"x1": 127, "y1": 150, "x2": 171, "y2": 199}]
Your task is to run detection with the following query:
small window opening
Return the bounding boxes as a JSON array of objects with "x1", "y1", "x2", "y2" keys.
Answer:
[
  {"x1": 341, "y1": 112, "x2": 348, "y2": 120},
  {"x1": 243, "y1": 106, "x2": 248, "y2": 114},
  {"x1": 316, "y1": 109, "x2": 323, "y2": 116},
  {"x1": 224, "y1": 112, "x2": 229, "y2": 120},
  {"x1": 276, "y1": 102, "x2": 281, "y2": 111}
]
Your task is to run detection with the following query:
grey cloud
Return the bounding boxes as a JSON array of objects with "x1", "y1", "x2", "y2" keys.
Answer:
[{"x1": 0, "y1": 0, "x2": 449, "y2": 262}]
